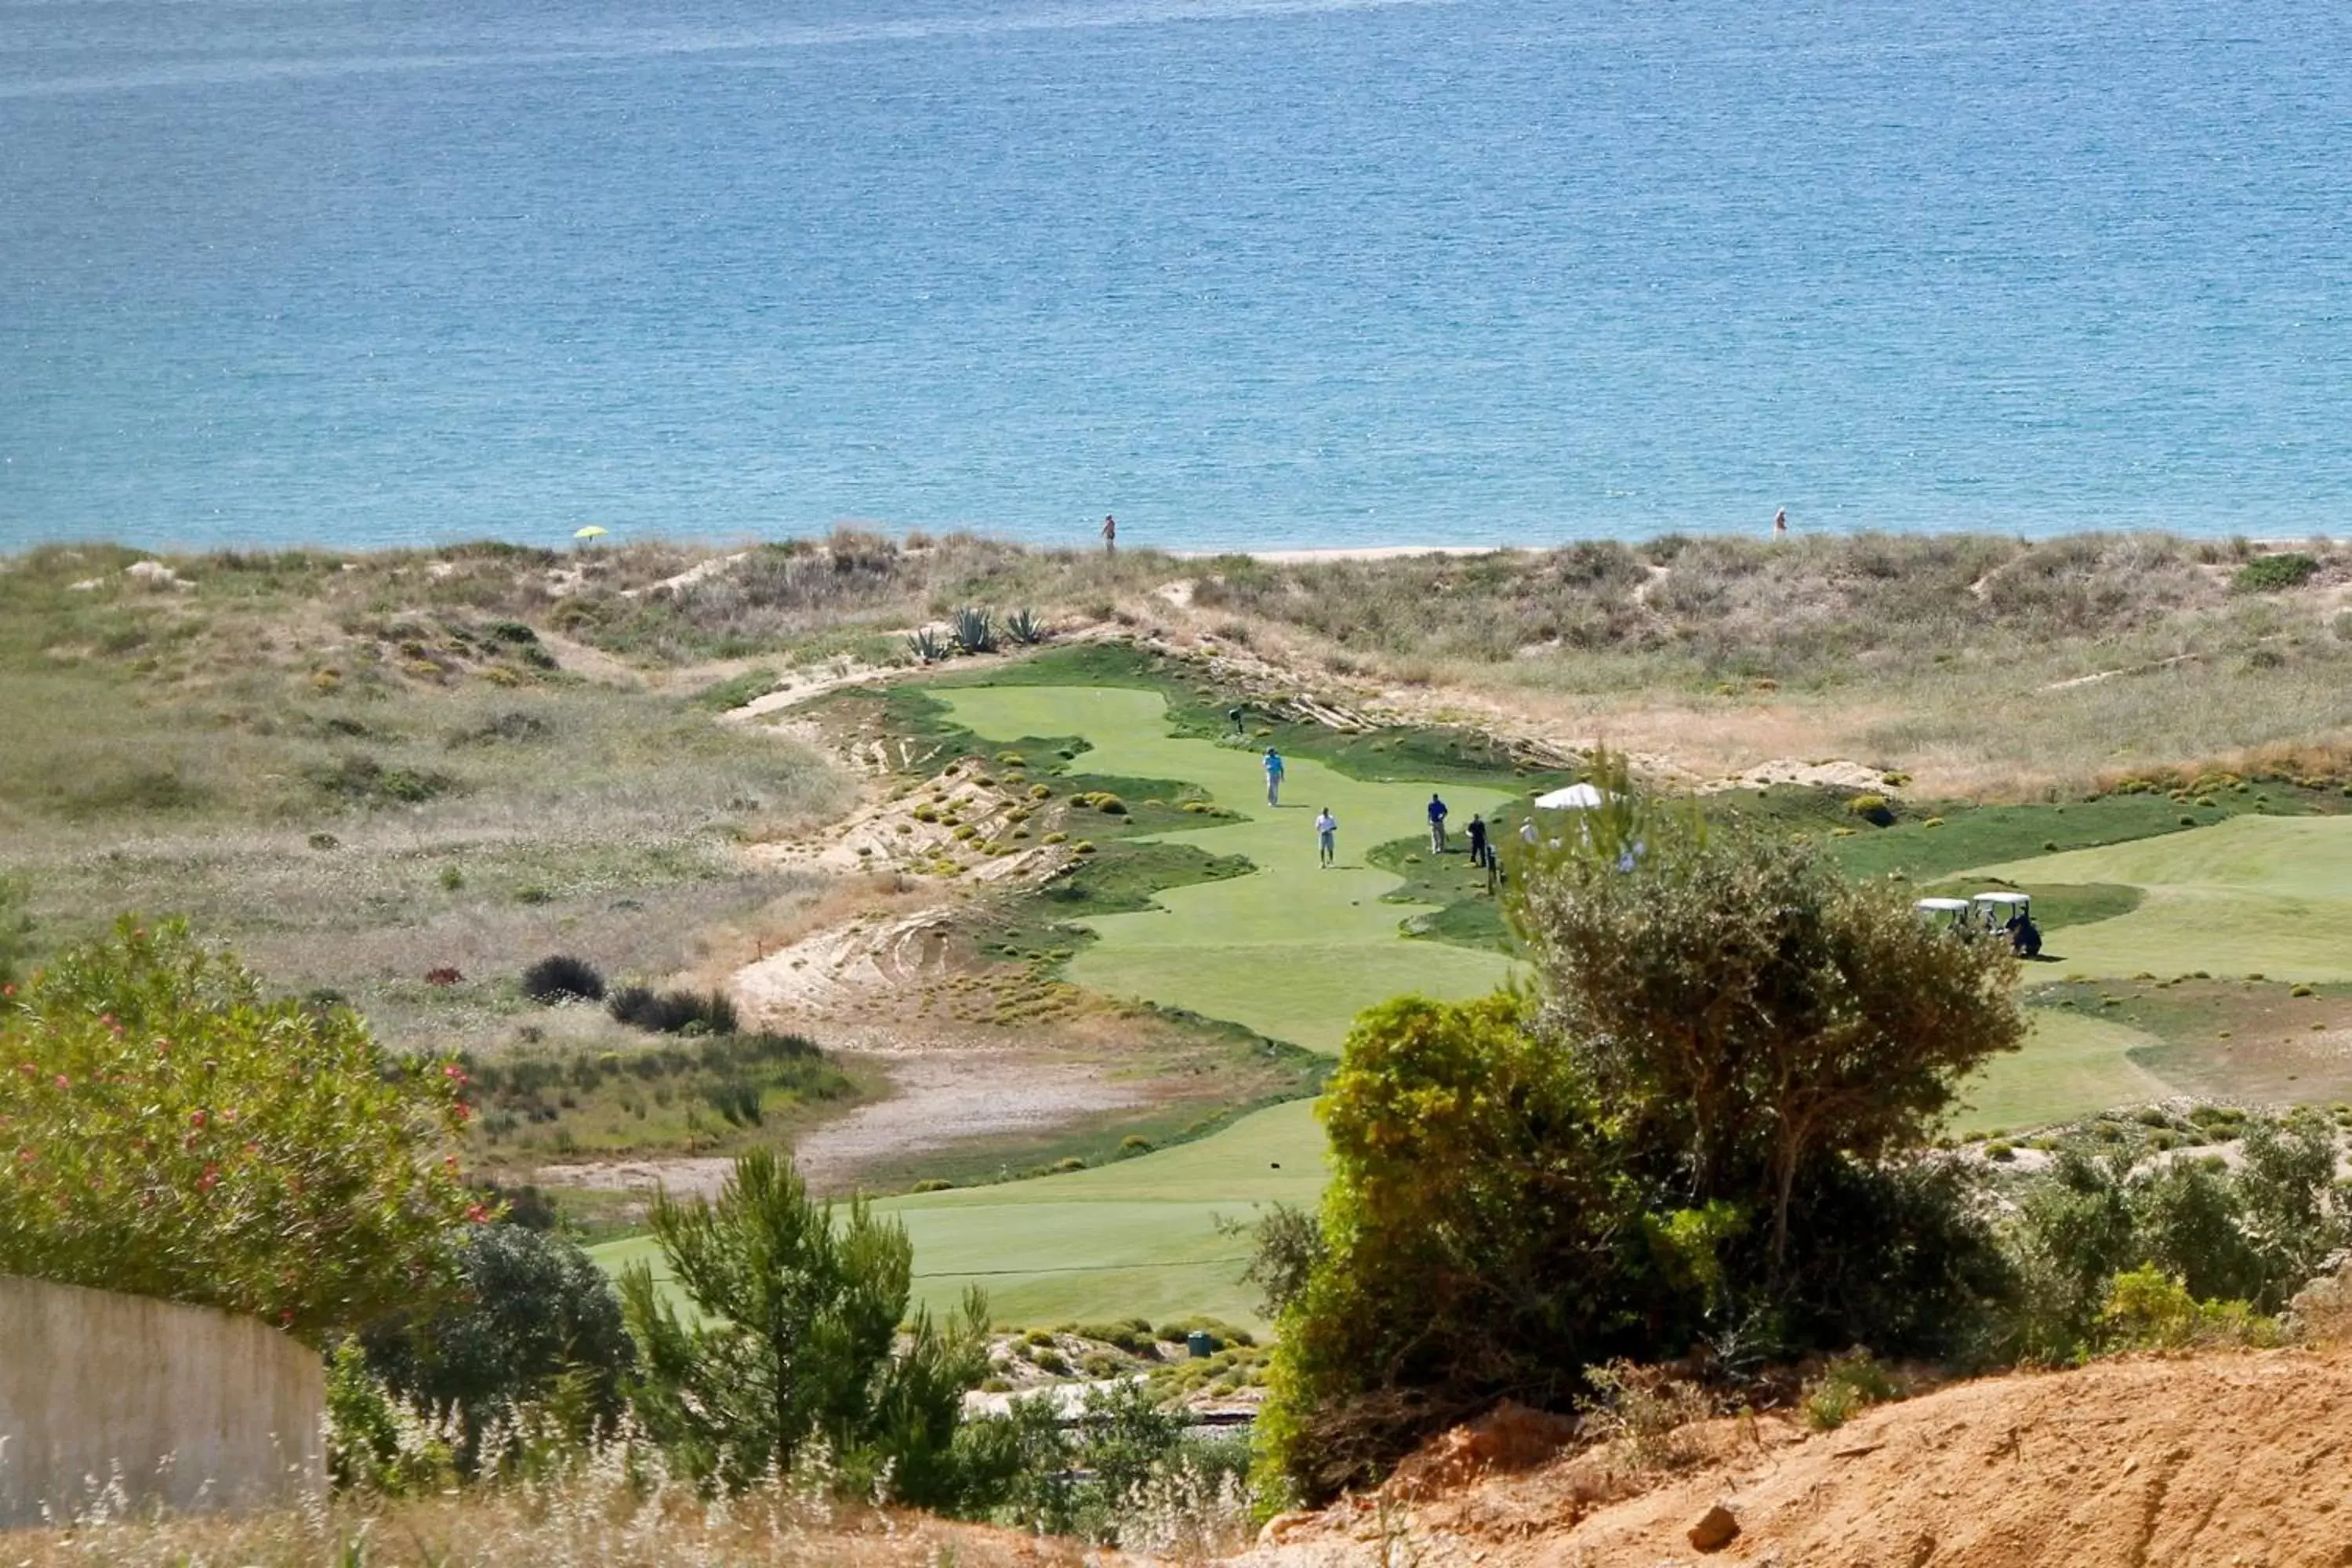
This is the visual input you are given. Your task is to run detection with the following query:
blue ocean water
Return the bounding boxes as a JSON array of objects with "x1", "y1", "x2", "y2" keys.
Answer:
[{"x1": 2, "y1": 0, "x2": 2349, "y2": 554}]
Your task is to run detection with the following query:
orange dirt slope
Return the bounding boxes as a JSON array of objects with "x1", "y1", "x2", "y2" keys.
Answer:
[{"x1": 1233, "y1": 1351, "x2": 2352, "y2": 1568}]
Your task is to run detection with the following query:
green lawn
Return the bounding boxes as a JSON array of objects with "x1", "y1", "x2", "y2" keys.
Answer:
[
  {"x1": 1929, "y1": 814, "x2": 2352, "y2": 1133},
  {"x1": 1948, "y1": 1009, "x2": 2173, "y2": 1136},
  {"x1": 1972, "y1": 815, "x2": 2352, "y2": 985},
  {"x1": 595, "y1": 1096, "x2": 1329, "y2": 1329},
  {"x1": 933, "y1": 686, "x2": 1515, "y2": 1057},
  {"x1": 596, "y1": 710, "x2": 2352, "y2": 1319}
]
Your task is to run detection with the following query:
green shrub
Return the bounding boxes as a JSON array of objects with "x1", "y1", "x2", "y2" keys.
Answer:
[
  {"x1": 310, "y1": 753, "x2": 459, "y2": 806},
  {"x1": 1843, "y1": 793, "x2": 1895, "y2": 826},
  {"x1": 0, "y1": 920, "x2": 479, "y2": 1338},
  {"x1": 361, "y1": 1224, "x2": 636, "y2": 1470},
  {"x1": 1799, "y1": 1350, "x2": 1901, "y2": 1431},
  {"x1": 2100, "y1": 1266, "x2": 2281, "y2": 1351},
  {"x1": 2233, "y1": 554, "x2": 2319, "y2": 593},
  {"x1": 618, "y1": 1150, "x2": 991, "y2": 1502},
  {"x1": 607, "y1": 985, "x2": 739, "y2": 1036},
  {"x1": 521, "y1": 954, "x2": 605, "y2": 1004}
]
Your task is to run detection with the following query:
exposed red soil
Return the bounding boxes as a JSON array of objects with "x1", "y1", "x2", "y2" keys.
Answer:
[{"x1": 1230, "y1": 1351, "x2": 2352, "y2": 1568}]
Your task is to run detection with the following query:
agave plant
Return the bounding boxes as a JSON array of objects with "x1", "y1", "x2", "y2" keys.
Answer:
[
  {"x1": 1005, "y1": 608, "x2": 1046, "y2": 645},
  {"x1": 905, "y1": 626, "x2": 948, "y2": 663},
  {"x1": 952, "y1": 606, "x2": 997, "y2": 655}
]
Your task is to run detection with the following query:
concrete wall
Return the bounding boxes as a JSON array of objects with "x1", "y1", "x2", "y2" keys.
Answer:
[{"x1": 0, "y1": 1276, "x2": 324, "y2": 1528}]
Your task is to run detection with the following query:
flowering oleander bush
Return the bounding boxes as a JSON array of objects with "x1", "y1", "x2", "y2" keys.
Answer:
[{"x1": 0, "y1": 918, "x2": 482, "y2": 1339}]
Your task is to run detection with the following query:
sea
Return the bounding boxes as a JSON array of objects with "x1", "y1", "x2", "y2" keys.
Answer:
[{"x1": 4, "y1": 0, "x2": 2350, "y2": 555}]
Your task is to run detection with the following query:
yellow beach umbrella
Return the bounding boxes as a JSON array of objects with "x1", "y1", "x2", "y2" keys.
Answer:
[{"x1": 573, "y1": 524, "x2": 608, "y2": 541}]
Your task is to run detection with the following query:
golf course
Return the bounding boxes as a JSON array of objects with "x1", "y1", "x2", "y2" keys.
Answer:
[
  {"x1": 595, "y1": 670, "x2": 2352, "y2": 1328},
  {"x1": 601, "y1": 681, "x2": 1516, "y2": 1326}
]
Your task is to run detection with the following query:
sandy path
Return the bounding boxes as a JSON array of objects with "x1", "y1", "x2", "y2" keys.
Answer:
[{"x1": 533, "y1": 1048, "x2": 1145, "y2": 1199}]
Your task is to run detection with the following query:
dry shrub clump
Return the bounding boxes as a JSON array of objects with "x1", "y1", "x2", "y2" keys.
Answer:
[{"x1": 4, "y1": 1454, "x2": 1090, "y2": 1568}]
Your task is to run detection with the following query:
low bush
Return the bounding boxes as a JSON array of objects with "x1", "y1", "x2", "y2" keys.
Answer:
[
  {"x1": 1844, "y1": 793, "x2": 1895, "y2": 826},
  {"x1": 2099, "y1": 1266, "x2": 2281, "y2": 1351},
  {"x1": 608, "y1": 985, "x2": 740, "y2": 1036},
  {"x1": 521, "y1": 954, "x2": 606, "y2": 1004},
  {"x1": 0, "y1": 920, "x2": 479, "y2": 1338},
  {"x1": 310, "y1": 753, "x2": 459, "y2": 806},
  {"x1": 2234, "y1": 553, "x2": 2319, "y2": 593},
  {"x1": 1799, "y1": 1350, "x2": 1901, "y2": 1430}
]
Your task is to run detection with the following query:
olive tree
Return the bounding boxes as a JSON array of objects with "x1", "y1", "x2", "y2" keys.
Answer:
[{"x1": 1509, "y1": 768, "x2": 2024, "y2": 1272}]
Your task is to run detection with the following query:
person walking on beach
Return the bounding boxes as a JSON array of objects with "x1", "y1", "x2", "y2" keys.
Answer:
[
  {"x1": 1263, "y1": 746, "x2": 1285, "y2": 806},
  {"x1": 1316, "y1": 808, "x2": 1338, "y2": 867},
  {"x1": 1466, "y1": 812, "x2": 1490, "y2": 869},
  {"x1": 1773, "y1": 506, "x2": 1788, "y2": 539},
  {"x1": 1427, "y1": 792, "x2": 1450, "y2": 853},
  {"x1": 1101, "y1": 514, "x2": 1117, "y2": 554}
]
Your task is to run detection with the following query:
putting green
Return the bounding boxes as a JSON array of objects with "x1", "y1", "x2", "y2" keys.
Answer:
[
  {"x1": 1949, "y1": 1009, "x2": 2172, "y2": 1136},
  {"x1": 1971, "y1": 815, "x2": 2352, "y2": 985}
]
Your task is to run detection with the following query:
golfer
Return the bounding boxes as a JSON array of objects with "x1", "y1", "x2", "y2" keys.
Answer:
[
  {"x1": 1466, "y1": 813, "x2": 1490, "y2": 869},
  {"x1": 1427, "y1": 792, "x2": 1450, "y2": 852},
  {"x1": 1315, "y1": 808, "x2": 1338, "y2": 866},
  {"x1": 1264, "y1": 746, "x2": 1285, "y2": 806}
]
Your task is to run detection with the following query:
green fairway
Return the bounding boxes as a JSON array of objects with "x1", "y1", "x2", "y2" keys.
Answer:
[
  {"x1": 597, "y1": 687, "x2": 1526, "y2": 1327},
  {"x1": 933, "y1": 686, "x2": 1515, "y2": 1055},
  {"x1": 594, "y1": 1093, "x2": 1330, "y2": 1328},
  {"x1": 1948, "y1": 1009, "x2": 2173, "y2": 1135},
  {"x1": 1971, "y1": 815, "x2": 2352, "y2": 985}
]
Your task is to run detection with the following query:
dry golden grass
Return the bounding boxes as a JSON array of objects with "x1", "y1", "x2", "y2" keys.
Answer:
[{"x1": 0, "y1": 1486, "x2": 1104, "y2": 1568}]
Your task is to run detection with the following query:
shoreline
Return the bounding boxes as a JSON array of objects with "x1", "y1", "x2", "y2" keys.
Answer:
[
  {"x1": 1169, "y1": 544, "x2": 1534, "y2": 564},
  {"x1": 3, "y1": 528, "x2": 2323, "y2": 569}
]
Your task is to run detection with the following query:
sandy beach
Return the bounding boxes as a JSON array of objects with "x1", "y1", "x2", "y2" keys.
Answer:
[{"x1": 1173, "y1": 544, "x2": 1534, "y2": 564}]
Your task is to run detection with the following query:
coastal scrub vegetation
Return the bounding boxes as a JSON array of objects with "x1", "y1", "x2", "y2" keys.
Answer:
[
  {"x1": 0, "y1": 920, "x2": 482, "y2": 1339},
  {"x1": 1255, "y1": 776, "x2": 2026, "y2": 1499}
]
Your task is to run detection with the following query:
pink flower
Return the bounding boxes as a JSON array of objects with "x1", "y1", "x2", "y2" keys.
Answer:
[
  {"x1": 52, "y1": 1074, "x2": 68, "y2": 1090},
  {"x1": 464, "y1": 1203, "x2": 491, "y2": 1224},
  {"x1": 190, "y1": 1109, "x2": 209, "y2": 1129},
  {"x1": 198, "y1": 1163, "x2": 220, "y2": 1192}
]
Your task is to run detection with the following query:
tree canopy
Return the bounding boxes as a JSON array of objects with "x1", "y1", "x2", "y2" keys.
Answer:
[{"x1": 1258, "y1": 771, "x2": 2026, "y2": 1501}]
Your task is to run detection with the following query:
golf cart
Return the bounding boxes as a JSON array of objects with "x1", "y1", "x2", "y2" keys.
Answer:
[
  {"x1": 1972, "y1": 891, "x2": 2042, "y2": 957},
  {"x1": 1913, "y1": 897, "x2": 1972, "y2": 935}
]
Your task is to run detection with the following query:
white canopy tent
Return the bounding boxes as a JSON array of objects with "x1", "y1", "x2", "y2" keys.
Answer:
[{"x1": 1533, "y1": 782, "x2": 1606, "y2": 810}]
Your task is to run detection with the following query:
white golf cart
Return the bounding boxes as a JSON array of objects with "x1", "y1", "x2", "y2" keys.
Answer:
[
  {"x1": 1913, "y1": 896, "x2": 1972, "y2": 934},
  {"x1": 1971, "y1": 891, "x2": 2042, "y2": 957}
]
